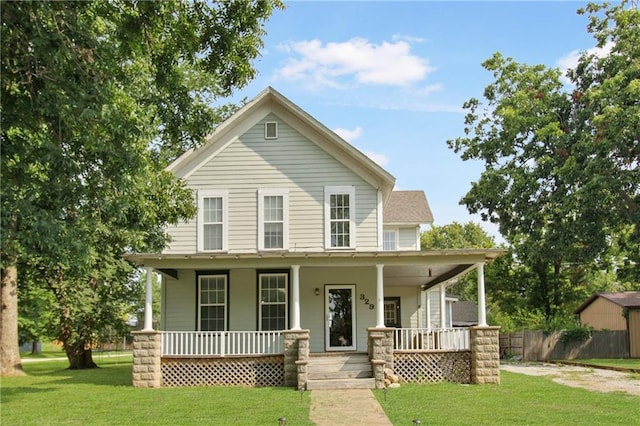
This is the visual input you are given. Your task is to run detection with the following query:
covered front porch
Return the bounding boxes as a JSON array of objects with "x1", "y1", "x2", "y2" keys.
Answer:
[{"x1": 129, "y1": 249, "x2": 503, "y2": 388}]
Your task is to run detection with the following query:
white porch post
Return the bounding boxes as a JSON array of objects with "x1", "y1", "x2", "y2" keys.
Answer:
[
  {"x1": 477, "y1": 262, "x2": 487, "y2": 326},
  {"x1": 425, "y1": 290, "x2": 432, "y2": 330},
  {"x1": 376, "y1": 264, "x2": 385, "y2": 328},
  {"x1": 291, "y1": 265, "x2": 301, "y2": 330},
  {"x1": 439, "y1": 284, "x2": 447, "y2": 329},
  {"x1": 143, "y1": 267, "x2": 154, "y2": 331}
]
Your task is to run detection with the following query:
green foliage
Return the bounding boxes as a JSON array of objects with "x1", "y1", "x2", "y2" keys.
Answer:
[
  {"x1": 559, "y1": 326, "x2": 593, "y2": 343},
  {"x1": 447, "y1": 1, "x2": 640, "y2": 321},
  {"x1": 421, "y1": 221, "x2": 496, "y2": 250},
  {"x1": 1, "y1": 0, "x2": 282, "y2": 368}
]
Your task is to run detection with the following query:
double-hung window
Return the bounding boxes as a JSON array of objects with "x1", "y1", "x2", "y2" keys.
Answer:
[
  {"x1": 324, "y1": 186, "x2": 356, "y2": 249},
  {"x1": 383, "y1": 229, "x2": 398, "y2": 251},
  {"x1": 258, "y1": 189, "x2": 288, "y2": 251},
  {"x1": 198, "y1": 274, "x2": 227, "y2": 331},
  {"x1": 258, "y1": 273, "x2": 288, "y2": 331},
  {"x1": 197, "y1": 190, "x2": 227, "y2": 252}
]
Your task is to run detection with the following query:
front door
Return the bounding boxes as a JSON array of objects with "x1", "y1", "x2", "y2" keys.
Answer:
[{"x1": 325, "y1": 285, "x2": 356, "y2": 351}]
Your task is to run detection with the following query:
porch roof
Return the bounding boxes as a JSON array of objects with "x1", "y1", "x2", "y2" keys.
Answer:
[{"x1": 125, "y1": 248, "x2": 505, "y2": 288}]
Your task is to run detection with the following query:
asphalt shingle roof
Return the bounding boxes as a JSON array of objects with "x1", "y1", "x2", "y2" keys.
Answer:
[{"x1": 383, "y1": 190, "x2": 433, "y2": 224}]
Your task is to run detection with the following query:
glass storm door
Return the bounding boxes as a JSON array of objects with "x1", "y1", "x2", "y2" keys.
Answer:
[{"x1": 325, "y1": 285, "x2": 356, "y2": 351}]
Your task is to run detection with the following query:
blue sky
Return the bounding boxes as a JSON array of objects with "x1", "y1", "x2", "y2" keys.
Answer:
[{"x1": 227, "y1": 1, "x2": 603, "y2": 242}]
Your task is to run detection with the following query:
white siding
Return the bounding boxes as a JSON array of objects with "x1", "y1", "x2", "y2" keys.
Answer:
[
  {"x1": 229, "y1": 269, "x2": 257, "y2": 331},
  {"x1": 164, "y1": 114, "x2": 379, "y2": 254},
  {"x1": 398, "y1": 227, "x2": 419, "y2": 251},
  {"x1": 162, "y1": 271, "x2": 196, "y2": 331}
]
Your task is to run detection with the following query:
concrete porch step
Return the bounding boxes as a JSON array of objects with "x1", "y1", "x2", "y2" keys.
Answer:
[
  {"x1": 306, "y1": 377, "x2": 376, "y2": 390},
  {"x1": 306, "y1": 353, "x2": 374, "y2": 386}
]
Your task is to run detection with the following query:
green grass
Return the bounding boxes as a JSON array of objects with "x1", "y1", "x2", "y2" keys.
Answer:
[
  {"x1": 376, "y1": 372, "x2": 640, "y2": 425},
  {"x1": 1, "y1": 359, "x2": 312, "y2": 425},
  {"x1": 559, "y1": 358, "x2": 640, "y2": 370}
]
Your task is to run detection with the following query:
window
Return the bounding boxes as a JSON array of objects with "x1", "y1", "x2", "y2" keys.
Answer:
[
  {"x1": 258, "y1": 189, "x2": 289, "y2": 250},
  {"x1": 259, "y1": 273, "x2": 288, "y2": 331},
  {"x1": 197, "y1": 190, "x2": 227, "y2": 252},
  {"x1": 383, "y1": 230, "x2": 397, "y2": 251},
  {"x1": 198, "y1": 274, "x2": 227, "y2": 331},
  {"x1": 325, "y1": 186, "x2": 356, "y2": 249},
  {"x1": 265, "y1": 121, "x2": 278, "y2": 139}
]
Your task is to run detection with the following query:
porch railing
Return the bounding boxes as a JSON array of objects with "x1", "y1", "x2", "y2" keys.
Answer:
[
  {"x1": 161, "y1": 331, "x2": 284, "y2": 357},
  {"x1": 394, "y1": 328, "x2": 470, "y2": 351}
]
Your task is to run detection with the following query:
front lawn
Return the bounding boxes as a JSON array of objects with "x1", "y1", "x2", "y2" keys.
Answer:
[
  {"x1": 1, "y1": 359, "x2": 312, "y2": 425},
  {"x1": 376, "y1": 372, "x2": 639, "y2": 425}
]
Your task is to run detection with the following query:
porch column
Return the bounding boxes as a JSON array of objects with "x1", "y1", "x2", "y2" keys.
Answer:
[
  {"x1": 425, "y1": 290, "x2": 431, "y2": 330},
  {"x1": 375, "y1": 264, "x2": 385, "y2": 328},
  {"x1": 477, "y1": 262, "x2": 487, "y2": 326},
  {"x1": 291, "y1": 265, "x2": 301, "y2": 330},
  {"x1": 439, "y1": 284, "x2": 447, "y2": 329},
  {"x1": 143, "y1": 267, "x2": 154, "y2": 331}
]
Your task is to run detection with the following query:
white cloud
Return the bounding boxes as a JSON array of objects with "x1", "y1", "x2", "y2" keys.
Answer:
[
  {"x1": 363, "y1": 151, "x2": 389, "y2": 166},
  {"x1": 332, "y1": 126, "x2": 388, "y2": 166},
  {"x1": 333, "y1": 126, "x2": 363, "y2": 142},
  {"x1": 276, "y1": 37, "x2": 434, "y2": 88},
  {"x1": 392, "y1": 34, "x2": 426, "y2": 43},
  {"x1": 558, "y1": 41, "x2": 614, "y2": 82}
]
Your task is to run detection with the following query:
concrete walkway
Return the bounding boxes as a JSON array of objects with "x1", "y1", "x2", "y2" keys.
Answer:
[{"x1": 309, "y1": 389, "x2": 392, "y2": 426}]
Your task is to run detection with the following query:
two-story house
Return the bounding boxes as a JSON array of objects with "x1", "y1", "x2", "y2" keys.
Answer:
[{"x1": 128, "y1": 87, "x2": 503, "y2": 389}]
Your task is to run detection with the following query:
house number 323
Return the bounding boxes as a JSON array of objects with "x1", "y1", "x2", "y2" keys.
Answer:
[{"x1": 360, "y1": 294, "x2": 375, "y2": 310}]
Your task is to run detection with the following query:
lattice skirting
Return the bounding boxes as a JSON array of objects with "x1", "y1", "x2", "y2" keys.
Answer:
[
  {"x1": 162, "y1": 356, "x2": 284, "y2": 387},
  {"x1": 394, "y1": 351, "x2": 471, "y2": 384}
]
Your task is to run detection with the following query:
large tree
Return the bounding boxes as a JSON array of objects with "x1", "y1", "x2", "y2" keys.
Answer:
[
  {"x1": 447, "y1": 1, "x2": 639, "y2": 321},
  {"x1": 1, "y1": 0, "x2": 282, "y2": 373}
]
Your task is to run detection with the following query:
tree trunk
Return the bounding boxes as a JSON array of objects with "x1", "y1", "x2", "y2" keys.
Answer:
[
  {"x1": 65, "y1": 341, "x2": 98, "y2": 369},
  {"x1": 31, "y1": 340, "x2": 40, "y2": 355},
  {"x1": 1, "y1": 264, "x2": 26, "y2": 376}
]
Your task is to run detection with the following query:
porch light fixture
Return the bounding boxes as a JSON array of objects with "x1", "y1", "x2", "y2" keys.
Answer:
[{"x1": 315, "y1": 288, "x2": 320, "y2": 296}]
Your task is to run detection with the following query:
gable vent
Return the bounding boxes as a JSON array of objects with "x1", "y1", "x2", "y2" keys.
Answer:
[{"x1": 265, "y1": 121, "x2": 278, "y2": 139}]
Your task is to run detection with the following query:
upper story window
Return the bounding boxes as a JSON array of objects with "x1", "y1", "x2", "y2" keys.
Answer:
[
  {"x1": 258, "y1": 189, "x2": 289, "y2": 251},
  {"x1": 197, "y1": 190, "x2": 228, "y2": 252},
  {"x1": 198, "y1": 274, "x2": 227, "y2": 331},
  {"x1": 383, "y1": 229, "x2": 398, "y2": 251},
  {"x1": 324, "y1": 186, "x2": 356, "y2": 249}
]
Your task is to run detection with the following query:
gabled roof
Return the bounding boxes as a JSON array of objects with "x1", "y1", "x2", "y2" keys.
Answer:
[
  {"x1": 383, "y1": 190, "x2": 433, "y2": 225},
  {"x1": 574, "y1": 291, "x2": 640, "y2": 314},
  {"x1": 167, "y1": 86, "x2": 396, "y2": 201}
]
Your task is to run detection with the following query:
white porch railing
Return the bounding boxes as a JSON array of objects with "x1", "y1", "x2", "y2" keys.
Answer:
[
  {"x1": 394, "y1": 328, "x2": 470, "y2": 351},
  {"x1": 161, "y1": 331, "x2": 284, "y2": 357}
]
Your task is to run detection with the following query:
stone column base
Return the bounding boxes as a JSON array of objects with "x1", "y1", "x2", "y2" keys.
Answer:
[
  {"x1": 132, "y1": 330, "x2": 162, "y2": 388},
  {"x1": 470, "y1": 326, "x2": 500, "y2": 384}
]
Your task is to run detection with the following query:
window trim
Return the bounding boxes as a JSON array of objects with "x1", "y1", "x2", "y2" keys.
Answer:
[
  {"x1": 324, "y1": 185, "x2": 356, "y2": 250},
  {"x1": 257, "y1": 189, "x2": 289, "y2": 251},
  {"x1": 264, "y1": 121, "x2": 278, "y2": 139},
  {"x1": 196, "y1": 272, "x2": 228, "y2": 331},
  {"x1": 383, "y1": 228, "x2": 399, "y2": 251},
  {"x1": 197, "y1": 189, "x2": 228, "y2": 252},
  {"x1": 257, "y1": 271, "x2": 289, "y2": 331}
]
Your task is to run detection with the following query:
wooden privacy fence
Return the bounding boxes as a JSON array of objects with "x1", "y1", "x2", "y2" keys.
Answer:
[{"x1": 500, "y1": 330, "x2": 630, "y2": 361}]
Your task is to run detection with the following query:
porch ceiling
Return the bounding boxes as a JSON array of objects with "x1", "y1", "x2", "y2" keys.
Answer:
[{"x1": 127, "y1": 249, "x2": 505, "y2": 288}]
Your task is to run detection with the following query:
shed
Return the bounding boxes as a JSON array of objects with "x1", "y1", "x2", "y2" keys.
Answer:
[{"x1": 574, "y1": 291, "x2": 640, "y2": 358}]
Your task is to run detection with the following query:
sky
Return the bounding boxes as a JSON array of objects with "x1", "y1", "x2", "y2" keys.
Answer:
[{"x1": 225, "y1": 1, "x2": 604, "y2": 242}]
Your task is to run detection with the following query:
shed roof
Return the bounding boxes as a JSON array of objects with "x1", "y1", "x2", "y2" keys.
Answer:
[
  {"x1": 384, "y1": 190, "x2": 433, "y2": 225},
  {"x1": 574, "y1": 291, "x2": 640, "y2": 314}
]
